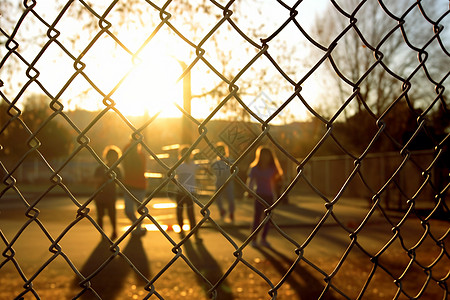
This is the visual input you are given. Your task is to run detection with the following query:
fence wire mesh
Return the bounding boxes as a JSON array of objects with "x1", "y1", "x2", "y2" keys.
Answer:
[{"x1": 0, "y1": 0, "x2": 449, "y2": 299}]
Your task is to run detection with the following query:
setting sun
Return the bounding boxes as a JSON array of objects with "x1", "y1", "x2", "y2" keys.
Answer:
[
  {"x1": 109, "y1": 45, "x2": 185, "y2": 118},
  {"x1": 53, "y1": 23, "x2": 190, "y2": 118}
]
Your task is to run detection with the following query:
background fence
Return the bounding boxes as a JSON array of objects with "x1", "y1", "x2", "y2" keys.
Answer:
[{"x1": 1, "y1": 0, "x2": 449, "y2": 299}]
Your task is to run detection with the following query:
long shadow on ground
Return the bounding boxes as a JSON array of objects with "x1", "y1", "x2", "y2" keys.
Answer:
[
  {"x1": 73, "y1": 234, "x2": 150, "y2": 299},
  {"x1": 224, "y1": 227, "x2": 337, "y2": 300},
  {"x1": 182, "y1": 238, "x2": 234, "y2": 300}
]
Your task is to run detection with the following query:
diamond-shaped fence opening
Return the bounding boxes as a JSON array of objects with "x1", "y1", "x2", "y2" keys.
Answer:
[{"x1": 1, "y1": 0, "x2": 449, "y2": 299}]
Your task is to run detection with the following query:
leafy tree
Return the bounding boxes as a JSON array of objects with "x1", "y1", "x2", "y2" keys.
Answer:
[
  {"x1": 25, "y1": 94, "x2": 74, "y2": 159},
  {"x1": 0, "y1": 100, "x2": 29, "y2": 158},
  {"x1": 0, "y1": 94, "x2": 73, "y2": 160}
]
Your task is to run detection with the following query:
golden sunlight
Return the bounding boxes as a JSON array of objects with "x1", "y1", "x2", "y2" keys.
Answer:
[{"x1": 112, "y1": 46, "x2": 185, "y2": 118}]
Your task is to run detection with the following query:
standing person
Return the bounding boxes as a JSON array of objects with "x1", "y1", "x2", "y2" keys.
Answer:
[
  {"x1": 247, "y1": 146, "x2": 283, "y2": 247},
  {"x1": 211, "y1": 143, "x2": 235, "y2": 223},
  {"x1": 94, "y1": 145, "x2": 122, "y2": 240},
  {"x1": 122, "y1": 140, "x2": 146, "y2": 235},
  {"x1": 175, "y1": 145, "x2": 201, "y2": 242}
]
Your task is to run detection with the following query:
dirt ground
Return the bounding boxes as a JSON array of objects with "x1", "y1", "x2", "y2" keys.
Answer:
[
  {"x1": 1, "y1": 233, "x2": 448, "y2": 300},
  {"x1": 1, "y1": 195, "x2": 448, "y2": 299}
]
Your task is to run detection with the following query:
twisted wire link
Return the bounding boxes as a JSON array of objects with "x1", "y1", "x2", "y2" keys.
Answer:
[{"x1": 0, "y1": 0, "x2": 448, "y2": 299}]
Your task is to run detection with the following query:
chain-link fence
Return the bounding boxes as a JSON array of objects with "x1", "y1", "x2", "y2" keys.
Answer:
[{"x1": 1, "y1": 0, "x2": 449, "y2": 299}]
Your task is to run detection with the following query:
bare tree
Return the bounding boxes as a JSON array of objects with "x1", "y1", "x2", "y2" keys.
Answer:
[
  {"x1": 311, "y1": 0, "x2": 449, "y2": 119},
  {"x1": 304, "y1": 0, "x2": 450, "y2": 154}
]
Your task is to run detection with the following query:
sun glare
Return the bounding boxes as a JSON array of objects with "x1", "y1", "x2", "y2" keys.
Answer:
[
  {"x1": 68, "y1": 27, "x2": 188, "y2": 118},
  {"x1": 112, "y1": 47, "x2": 185, "y2": 118},
  {"x1": 22, "y1": 2, "x2": 330, "y2": 123}
]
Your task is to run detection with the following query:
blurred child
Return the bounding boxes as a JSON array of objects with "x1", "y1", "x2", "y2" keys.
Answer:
[
  {"x1": 94, "y1": 145, "x2": 122, "y2": 240},
  {"x1": 175, "y1": 145, "x2": 201, "y2": 242},
  {"x1": 210, "y1": 142, "x2": 235, "y2": 223},
  {"x1": 122, "y1": 141, "x2": 147, "y2": 235},
  {"x1": 247, "y1": 146, "x2": 283, "y2": 247}
]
